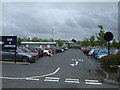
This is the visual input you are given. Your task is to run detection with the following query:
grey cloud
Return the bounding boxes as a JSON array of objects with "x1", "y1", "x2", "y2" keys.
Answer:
[{"x1": 2, "y1": 2, "x2": 118, "y2": 40}]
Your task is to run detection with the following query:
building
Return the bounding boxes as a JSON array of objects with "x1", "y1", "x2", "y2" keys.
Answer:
[{"x1": 21, "y1": 42, "x2": 57, "y2": 48}]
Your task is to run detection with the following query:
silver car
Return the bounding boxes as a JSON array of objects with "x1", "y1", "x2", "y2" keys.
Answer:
[{"x1": 1, "y1": 48, "x2": 37, "y2": 63}]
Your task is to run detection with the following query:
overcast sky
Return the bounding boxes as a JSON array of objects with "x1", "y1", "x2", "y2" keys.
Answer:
[{"x1": 2, "y1": 2, "x2": 118, "y2": 41}]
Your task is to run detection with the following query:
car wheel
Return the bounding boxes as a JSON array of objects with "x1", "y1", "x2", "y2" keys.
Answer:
[
  {"x1": 22, "y1": 57, "x2": 29, "y2": 62},
  {"x1": 44, "y1": 53, "x2": 48, "y2": 56}
]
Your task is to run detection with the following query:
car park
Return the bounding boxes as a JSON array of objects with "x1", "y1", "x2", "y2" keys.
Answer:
[{"x1": 2, "y1": 48, "x2": 37, "y2": 63}]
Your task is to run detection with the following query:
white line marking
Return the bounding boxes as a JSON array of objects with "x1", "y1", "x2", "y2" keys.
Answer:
[
  {"x1": 25, "y1": 78, "x2": 39, "y2": 81},
  {"x1": 85, "y1": 79, "x2": 102, "y2": 85},
  {"x1": 65, "y1": 78, "x2": 80, "y2": 83},
  {"x1": 85, "y1": 80, "x2": 99, "y2": 82},
  {"x1": 75, "y1": 61, "x2": 78, "y2": 65},
  {"x1": 44, "y1": 77, "x2": 60, "y2": 82},
  {"x1": 65, "y1": 78, "x2": 79, "y2": 81},
  {"x1": 45, "y1": 77, "x2": 60, "y2": 79},
  {"x1": 65, "y1": 80, "x2": 79, "y2": 83},
  {"x1": 70, "y1": 64, "x2": 75, "y2": 66},
  {"x1": 85, "y1": 82, "x2": 102, "y2": 85},
  {"x1": 44, "y1": 79, "x2": 59, "y2": 82},
  {"x1": 0, "y1": 77, "x2": 25, "y2": 80},
  {"x1": 0, "y1": 67, "x2": 60, "y2": 80},
  {"x1": 28, "y1": 67, "x2": 60, "y2": 79}
]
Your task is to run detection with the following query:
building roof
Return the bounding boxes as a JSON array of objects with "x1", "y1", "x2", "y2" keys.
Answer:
[{"x1": 21, "y1": 42, "x2": 57, "y2": 45}]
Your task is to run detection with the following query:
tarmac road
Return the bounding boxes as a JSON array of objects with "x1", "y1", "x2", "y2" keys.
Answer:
[{"x1": 1, "y1": 49, "x2": 119, "y2": 89}]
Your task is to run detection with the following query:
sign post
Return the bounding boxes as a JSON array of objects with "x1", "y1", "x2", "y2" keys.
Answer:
[
  {"x1": 0, "y1": 36, "x2": 17, "y2": 63},
  {"x1": 104, "y1": 32, "x2": 113, "y2": 55}
]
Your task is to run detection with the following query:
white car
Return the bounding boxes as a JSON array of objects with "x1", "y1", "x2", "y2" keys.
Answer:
[
  {"x1": 42, "y1": 47, "x2": 53, "y2": 56},
  {"x1": 88, "y1": 49, "x2": 95, "y2": 56}
]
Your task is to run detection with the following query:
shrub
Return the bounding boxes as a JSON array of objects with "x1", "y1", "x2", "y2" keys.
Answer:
[{"x1": 101, "y1": 55, "x2": 120, "y2": 68}]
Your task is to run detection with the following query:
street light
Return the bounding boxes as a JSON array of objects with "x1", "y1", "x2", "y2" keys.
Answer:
[{"x1": 52, "y1": 29, "x2": 54, "y2": 41}]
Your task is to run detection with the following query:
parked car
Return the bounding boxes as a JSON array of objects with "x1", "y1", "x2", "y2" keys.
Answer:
[
  {"x1": 50, "y1": 46, "x2": 57, "y2": 54},
  {"x1": 115, "y1": 51, "x2": 120, "y2": 55},
  {"x1": 111, "y1": 49, "x2": 120, "y2": 55},
  {"x1": 84, "y1": 47, "x2": 91, "y2": 55},
  {"x1": 95, "y1": 49, "x2": 108, "y2": 60},
  {"x1": 42, "y1": 47, "x2": 52, "y2": 56},
  {"x1": 56, "y1": 46, "x2": 63, "y2": 53},
  {"x1": 26, "y1": 47, "x2": 41, "y2": 57},
  {"x1": 88, "y1": 48, "x2": 97, "y2": 56},
  {"x1": 61, "y1": 46, "x2": 68, "y2": 51},
  {"x1": 2, "y1": 49, "x2": 37, "y2": 63},
  {"x1": 92, "y1": 49, "x2": 99, "y2": 57},
  {"x1": 81, "y1": 47, "x2": 87, "y2": 53},
  {"x1": 18, "y1": 47, "x2": 39, "y2": 58},
  {"x1": 36, "y1": 47, "x2": 44, "y2": 57}
]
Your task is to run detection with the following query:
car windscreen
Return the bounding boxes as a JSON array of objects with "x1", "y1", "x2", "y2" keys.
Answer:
[{"x1": 17, "y1": 49, "x2": 24, "y2": 53}]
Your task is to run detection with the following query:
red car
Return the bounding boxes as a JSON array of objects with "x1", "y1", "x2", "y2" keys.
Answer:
[
  {"x1": 17, "y1": 47, "x2": 39, "y2": 57},
  {"x1": 114, "y1": 51, "x2": 120, "y2": 55}
]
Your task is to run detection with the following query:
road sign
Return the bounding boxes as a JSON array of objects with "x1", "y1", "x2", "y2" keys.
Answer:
[
  {"x1": 104, "y1": 32, "x2": 114, "y2": 55},
  {"x1": 0, "y1": 36, "x2": 17, "y2": 49},
  {"x1": 104, "y1": 32, "x2": 113, "y2": 41},
  {"x1": 0, "y1": 36, "x2": 17, "y2": 63}
]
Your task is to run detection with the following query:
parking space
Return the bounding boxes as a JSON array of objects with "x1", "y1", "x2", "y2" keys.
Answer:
[{"x1": 1, "y1": 49, "x2": 119, "y2": 88}]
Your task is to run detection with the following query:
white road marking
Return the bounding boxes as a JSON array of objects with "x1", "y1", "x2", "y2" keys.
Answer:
[
  {"x1": 28, "y1": 67, "x2": 60, "y2": 79},
  {"x1": 70, "y1": 64, "x2": 75, "y2": 66},
  {"x1": 85, "y1": 80, "x2": 99, "y2": 82},
  {"x1": 25, "y1": 78, "x2": 39, "y2": 81},
  {"x1": 75, "y1": 61, "x2": 79, "y2": 65},
  {"x1": 85, "y1": 79, "x2": 102, "y2": 85},
  {"x1": 65, "y1": 78, "x2": 79, "y2": 81},
  {"x1": 85, "y1": 82, "x2": 102, "y2": 85},
  {"x1": 70, "y1": 59, "x2": 84, "y2": 66},
  {"x1": 44, "y1": 79, "x2": 59, "y2": 82},
  {"x1": 45, "y1": 77, "x2": 59, "y2": 79},
  {"x1": 0, "y1": 77, "x2": 25, "y2": 80},
  {"x1": 0, "y1": 67, "x2": 60, "y2": 80},
  {"x1": 78, "y1": 59, "x2": 84, "y2": 61},
  {"x1": 44, "y1": 77, "x2": 60, "y2": 82},
  {"x1": 65, "y1": 78, "x2": 80, "y2": 83}
]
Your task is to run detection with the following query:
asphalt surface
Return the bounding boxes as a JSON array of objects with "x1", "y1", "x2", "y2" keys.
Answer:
[{"x1": 1, "y1": 49, "x2": 119, "y2": 88}]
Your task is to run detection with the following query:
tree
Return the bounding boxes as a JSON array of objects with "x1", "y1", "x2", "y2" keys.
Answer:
[
  {"x1": 81, "y1": 39, "x2": 89, "y2": 47},
  {"x1": 90, "y1": 35, "x2": 95, "y2": 47},
  {"x1": 112, "y1": 39, "x2": 117, "y2": 47},
  {"x1": 57, "y1": 40, "x2": 63, "y2": 46},
  {"x1": 17, "y1": 37, "x2": 23, "y2": 45},
  {"x1": 96, "y1": 25, "x2": 107, "y2": 47},
  {"x1": 71, "y1": 39, "x2": 77, "y2": 43}
]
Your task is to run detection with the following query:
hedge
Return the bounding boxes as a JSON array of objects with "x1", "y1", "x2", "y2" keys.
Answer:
[{"x1": 101, "y1": 55, "x2": 120, "y2": 68}]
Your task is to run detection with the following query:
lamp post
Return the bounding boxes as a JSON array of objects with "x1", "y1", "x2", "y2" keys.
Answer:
[{"x1": 52, "y1": 29, "x2": 54, "y2": 41}]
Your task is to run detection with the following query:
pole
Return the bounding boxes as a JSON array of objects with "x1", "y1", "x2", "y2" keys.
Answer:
[
  {"x1": 15, "y1": 48, "x2": 17, "y2": 64},
  {"x1": 52, "y1": 29, "x2": 53, "y2": 41},
  {"x1": 108, "y1": 41, "x2": 110, "y2": 55}
]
